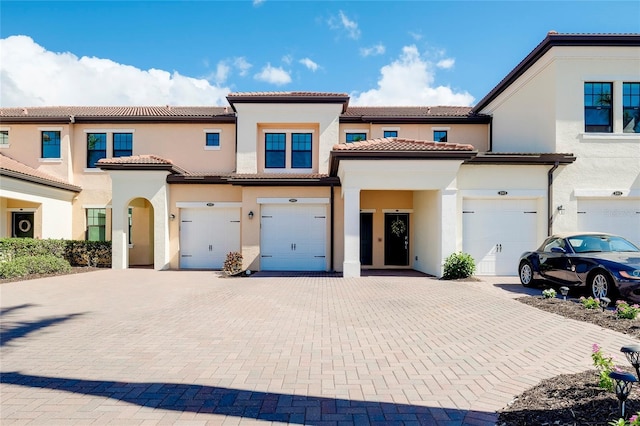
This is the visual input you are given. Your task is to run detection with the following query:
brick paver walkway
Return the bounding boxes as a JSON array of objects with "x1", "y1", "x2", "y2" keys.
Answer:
[{"x1": 1, "y1": 270, "x2": 636, "y2": 425}]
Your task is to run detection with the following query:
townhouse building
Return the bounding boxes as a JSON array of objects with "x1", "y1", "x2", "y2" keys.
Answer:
[{"x1": 1, "y1": 32, "x2": 638, "y2": 277}]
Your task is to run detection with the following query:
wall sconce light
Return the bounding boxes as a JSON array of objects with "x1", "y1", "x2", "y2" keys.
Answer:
[
  {"x1": 169, "y1": 214, "x2": 176, "y2": 220},
  {"x1": 557, "y1": 205, "x2": 565, "y2": 215},
  {"x1": 248, "y1": 211, "x2": 254, "y2": 219}
]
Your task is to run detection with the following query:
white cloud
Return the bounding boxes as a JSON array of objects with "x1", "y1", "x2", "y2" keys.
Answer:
[
  {"x1": 254, "y1": 63, "x2": 291, "y2": 85},
  {"x1": 253, "y1": 0, "x2": 265, "y2": 6},
  {"x1": 211, "y1": 61, "x2": 230, "y2": 84},
  {"x1": 233, "y1": 57, "x2": 252, "y2": 76},
  {"x1": 328, "y1": 11, "x2": 360, "y2": 40},
  {"x1": 0, "y1": 35, "x2": 231, "y2": 106},
  {"x1": 436, "y1": 58, "x2": 455, "y2": 69},
  {"x1": 360, "y1": 43, "x2": 385, "y2": 57},
  {"x1": 409, "y1": 31, "x2": 423, "y2": 41},
  {"x1": 299, "y1": 57, "x2": 319, "y2": 72},
  {"x1": 350, "y1": 45, "x2": 474, "y2": 106},
  {"x1": 282, "y1": 54, "x2": 293, "y2": 65}
]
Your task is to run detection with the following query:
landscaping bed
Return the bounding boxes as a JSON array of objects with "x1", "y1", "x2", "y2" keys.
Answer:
[{"x1": 498, "y1": 295, "x2": 640, "y2": 425}]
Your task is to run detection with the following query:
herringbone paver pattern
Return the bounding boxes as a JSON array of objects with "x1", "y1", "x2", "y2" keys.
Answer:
[{"x1": 1, "y1": 270, "x2": 636, "y2": 425}]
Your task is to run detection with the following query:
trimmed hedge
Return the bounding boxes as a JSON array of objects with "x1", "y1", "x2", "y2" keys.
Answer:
[
  {"x1": 0, "y1": 255, "x2": 72, "y2": 279},
  {"x1": 0, "y1": 238, "x2": 111, "y2": 268}
]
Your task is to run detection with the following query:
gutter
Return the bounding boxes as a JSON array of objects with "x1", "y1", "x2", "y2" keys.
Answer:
[
  {"x1": 548, "y1": 161, "x2": 559, "y2": 236},
  {"x1": 330, "y1": 182, "x2": 335, "y2": 272}
]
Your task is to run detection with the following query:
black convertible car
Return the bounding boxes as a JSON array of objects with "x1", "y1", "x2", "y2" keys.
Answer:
[{"x1": 518, "y1": 233, "x2": 640, "y2": 301}]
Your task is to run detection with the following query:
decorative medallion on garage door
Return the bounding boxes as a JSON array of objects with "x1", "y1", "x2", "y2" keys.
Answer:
[
  {"x1": 385, "y1": 213, "x2": 409, "y2": 266},
  {"x1": 12, "y1": 212, "x2": 34, "y2": 238}
]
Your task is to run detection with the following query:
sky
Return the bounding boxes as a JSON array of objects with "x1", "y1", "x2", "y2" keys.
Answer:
[{"x1": 1, "y1": 0, "x2": 639, "y2": 108}]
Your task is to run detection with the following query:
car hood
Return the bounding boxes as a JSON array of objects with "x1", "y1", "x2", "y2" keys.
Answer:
[{"x1": 588, "y1": 252, "x2": 640, "y2": 267}]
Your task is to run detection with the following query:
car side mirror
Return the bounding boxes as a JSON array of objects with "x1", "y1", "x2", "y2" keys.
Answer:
[{"x1": 550, "y1": 247, "x2": 566, "y2": 253}]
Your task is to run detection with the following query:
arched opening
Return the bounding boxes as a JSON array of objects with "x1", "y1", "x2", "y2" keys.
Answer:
[{"x1": 127, "y1": 197, "x2": 154, "y2": 268}]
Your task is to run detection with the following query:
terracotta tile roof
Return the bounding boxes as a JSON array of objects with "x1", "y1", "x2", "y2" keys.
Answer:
[
  {"x1": 0, "y1": 153, "x2": 81, "y2": 192},
  {"x1": 332, "y1": 138, "x2": 476, "y2": 152},
  {"x1": 343, "y1": 106, "x2": 474, "y2": 118},
  {"x1": 228, "y1": 91, "x2": 348, "y2": 98},
  {"x1": 97, "y1": 155, "x2": 189, "y2": 174},
  {"x1": 0, "y1": 106, "x2": 233, "y2": 121},
  {"x1": 226, "y1": 173, "x2": 330, "y2": 179}
]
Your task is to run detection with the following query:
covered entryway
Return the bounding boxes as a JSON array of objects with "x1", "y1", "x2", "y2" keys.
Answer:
[
  {"x1": 463, "y1": 199, "x2": 538, "y2": 275},
  {"x1": 577, "y1": 199, "x2": 640, "y2": 246},
  {"x1": 12, "y1": 212, "x2": 34, "y2": 238},
  {"x1": 180, "y1": 207, "x2": 240, "y2": 269},
  {"x1": 260, "y1": 203, "x2": 327, "y2": 271}
]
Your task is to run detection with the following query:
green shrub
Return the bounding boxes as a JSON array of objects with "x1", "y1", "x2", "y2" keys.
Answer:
[
  {"x1": 0, "y1": 238, "x2": 66, "y2": 260},
  {"x1": 0, "y1": 255, "x2": 71, "y2": 279},
  {"x1": 580, "y1": 296, "x2": 600, "y2": 309},
  {"x1": 542, "y1": 288, "x2": 557, "y2": 299},
  {"x1": 442, "y1": 252, "x2": 476, "y2": 280}
]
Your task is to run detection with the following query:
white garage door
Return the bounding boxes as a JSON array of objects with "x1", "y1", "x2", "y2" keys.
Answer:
[
  {"x1": 463, "y1": 199, "x2": 538, "y2": 275},
  {"x1": 578, "y1": 199, "x2": 640, "y2": 246},
  {"x1": 180, "y1": 207, "x2": 240, "y2": 269},
  {"x1": 260, "y1": 204, "x2": 327, "y2": 271}
]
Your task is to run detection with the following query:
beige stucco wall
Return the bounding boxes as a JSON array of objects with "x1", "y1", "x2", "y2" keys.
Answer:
[
  {"x1": 339, "y1": 123, "x2": 489, "y2": 151},
  {"x1": 234, "y1": 103, "x2": 342, "y2": 174}
]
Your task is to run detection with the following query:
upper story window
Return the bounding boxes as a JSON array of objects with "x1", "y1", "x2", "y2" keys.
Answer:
[
  {"x1": 87, "y1": 133, "x2": 107, "y2": 168},
  {"x1": 346, "y1": 132, "x2": 367, "y2": 143},
  {"x1": 383, "y1": 130, "x2": 398, "y2": 138},
  {"x1": 86, "y1": 208, "x2": 106, "y2": 241},
  {"x1": 584, "y1": 82, "x2": 613, "y2": 133},
  {"x1": 113, "y1": 133, "x2": 133, "y2": 157},
  {"x1": 205, "y1": 132, "x2": 220, "y2": 148},
  {"x1": 0, "y1": 130, "x2": 8, "y2": 146},
  {"x1": 291, "y1": 133, "x2": 312, "y2": 168},
  {"x1": 265, "y1": 133, "x2": 286, "y2": 168},
  {"x1": 42, "y1": 130, "x2": 61, "y2": 158},
  {"x1": 434, "y1": 130, "x2": 448, "y2": 142},
  {"x1": 623, "y1": 82, "x2": 640, "y2": 133}
]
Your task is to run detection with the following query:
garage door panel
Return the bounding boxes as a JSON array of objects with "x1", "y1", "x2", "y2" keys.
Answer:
[
  {"x1": 463, "y1": 199, "x2": 537, "y2": 276},
  {"x1": 261, "y1": 204, "x2": 327, "y2": 271},
  {"x1": 180, "y1": 208, "x2": 240, "y2": 269},
  {"x1": 578, "y1": 199, "x2": 640, "y2": 246}
]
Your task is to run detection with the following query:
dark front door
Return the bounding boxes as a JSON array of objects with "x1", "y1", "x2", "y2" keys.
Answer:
[
  {"x1": 360, "y1": 212, "x2": 373, "y2": 265},
  {"x1": 13, "y1": 212, "x2": 34, "y2": 238},
  {"x1": 384, "y1": 213, "x2": 409, "y2": 266}
]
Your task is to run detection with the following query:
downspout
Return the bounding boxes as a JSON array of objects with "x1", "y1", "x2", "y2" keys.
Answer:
[
  {"x1": 330, "y1": 182, "x2": 335, "y2": 272},
  {"x1": 547, "y1": 161, "x2": 559, "y2": 236}
]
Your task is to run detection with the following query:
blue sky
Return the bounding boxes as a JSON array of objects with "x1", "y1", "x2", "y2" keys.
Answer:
[{"x1": 1, "y1": 1, "x2": 639, "y2": 107}]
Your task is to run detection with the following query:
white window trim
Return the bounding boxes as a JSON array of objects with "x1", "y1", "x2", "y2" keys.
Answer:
[
  {"x1": 204, "y1": 129, "x2": 222, "y2": 150},
  {"x1": 344, "y1": 129, "x2": 369, "y2": 134},
  {"x1": 382, "y1": 127, "x2": 400, "y2": 131},
  {"x1": 431, "y1": 127, "x2": 451, "y2": 131},
  {"x1": 38, "y1": 127, "x2": 63, "y2": 131},
  {"x1": 360, "y1": 209, "x2": 377, "y2": 213},
  {"x1": 382, "y1": 209, "x2": 414, "y2": 214},
  {"x1": 580, "y1": 133, "x2": 640, "y2": 141},
  {"x1": 39, "y1": 158, "x2": 62, "y2": 163},
  {"x1": 83, "y1": 168, "x2": 106, "y2": 173}
]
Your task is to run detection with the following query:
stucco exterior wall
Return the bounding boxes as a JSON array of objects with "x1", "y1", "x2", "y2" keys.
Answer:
[{"x1": 234, "y1": 103, "x2": 342, "y2": 174}]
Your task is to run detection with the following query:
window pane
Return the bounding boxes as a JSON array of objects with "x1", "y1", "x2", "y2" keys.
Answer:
[
  {"x1": 0, "y1": 130, "x2": 8, "y2": 145},
  {"x1": 383, "y1": 130, "x2": 398, "y2": 138},
  {"x1": 206, "y1": 133, "x2": 220, "y2": 147},
  {"x1": 87, "y1": 208, "x2": 106, "y2": 242},
  {"x1": 585, "y1": 82, "x2": 612, "y2": 133},
  {"x1": 346, "y1": 133, "x2": 367, "y2": 142},
  {"x1": 265, "y1": 133, "x2": 286, "y2": 168},
  {"x1": 623, "y1": 83, "x2": 640, "y2": 133},
  {"x1": 113, "y1": 133, "x2": 133, "y2": 157},
  {"x1": 42, "y1": 131, "x2": 60, "y2": 158},
  {"x1": 87, "y1": 133, "x2": 107, "y2": 168},
  {"x1": 434, "y1": 131, "x2": 447, "y2": 142}
]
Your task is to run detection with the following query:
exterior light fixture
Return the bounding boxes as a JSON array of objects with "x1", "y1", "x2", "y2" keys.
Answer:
[
  {"x1": 621, "y1": 344, "x2": 640, "y2": 380},
  {"x1": 559, "y1": 286, "x2": 569, "y2": 301},
  {"x1": 600, "y1": 297, "x2": 611, "y2": 312},
  {"x1": 169, "y1": 213, "x2": 176, "y2": 220},
  {"x1": 557, "y1": 205, "x2": 565, "y2": 215},
  {"x1": 248, "y1": 211, "x2": 254, "y2": 219},
  {"x1": 609, "y1": 371, "x2": 637, "y2": 418}
]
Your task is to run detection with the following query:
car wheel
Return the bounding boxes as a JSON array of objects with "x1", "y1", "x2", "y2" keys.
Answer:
[
  {"x1": 519, "y1": 261, "x2": 535, "y2": 287},
  {"x1": 590, "y1": 271, "x2": 615, "y2": 300}
]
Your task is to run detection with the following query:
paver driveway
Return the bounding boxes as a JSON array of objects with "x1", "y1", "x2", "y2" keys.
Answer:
[{"x1": 1, "y1": 269, "x2": 636, "y2": 425}]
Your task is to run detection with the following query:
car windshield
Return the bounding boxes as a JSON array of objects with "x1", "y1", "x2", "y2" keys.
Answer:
[{"x1": 569, "y1": 235, "x2": 640, "y2": 253}]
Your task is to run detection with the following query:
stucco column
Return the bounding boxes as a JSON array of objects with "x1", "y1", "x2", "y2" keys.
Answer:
[
  {"x1": 111, "y1": 195, "x2": 128, "y2": 270},
  {"x1": 342, "y1": 187, "x2": 361, "y2": 277},
  {"x1": 440, "y1": 189, "x2": 458, "y2": 276}
]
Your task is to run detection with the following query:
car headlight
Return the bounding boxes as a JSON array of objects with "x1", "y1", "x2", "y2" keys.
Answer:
[{"x1": 620, "y1": 270, "x2": 640, "y2": 280}]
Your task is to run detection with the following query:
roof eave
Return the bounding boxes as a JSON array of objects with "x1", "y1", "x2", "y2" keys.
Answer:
[
  {"x1": 465, "y1": 153, "x2": 577, "y2": 165},
  {"x1": 339, "y1": 115, "x2": 491, "y2": 124},
  {"x1": 0, "y1": 169, "x2": 82, "y2": 192},
  {"x1": 227, "y1": 95, "x2": 351, "y2": 113}
]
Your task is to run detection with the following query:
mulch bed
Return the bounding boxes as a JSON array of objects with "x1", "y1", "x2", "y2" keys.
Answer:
[
  {"x1": 498, "y1": 296, "x2": 640, "y2": 425},
  {"x1": 0, "y1": 266, "x2": 102, "y2": 284}
]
